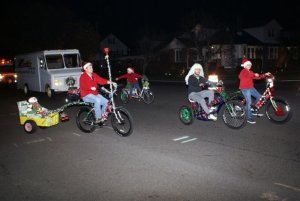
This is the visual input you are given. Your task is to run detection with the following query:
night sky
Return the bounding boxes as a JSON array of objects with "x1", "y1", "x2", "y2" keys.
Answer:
[{"x1": 1, "y1": 0, "x2": 300, "y2": 57}]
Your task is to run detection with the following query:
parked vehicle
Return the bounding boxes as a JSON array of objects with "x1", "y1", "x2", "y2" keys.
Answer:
[
  {"x1": 0, "y1": 59, "x2": 17, "y2": 84},
  {"x1": 15, "y1": 49, "x2": 82, "y2": 98},
  {"x1": 179, "y1": 75, "x2": 247, "y2": 129},
  {"x1": 230, "y1": 73, "x2": 292, "y2": 124}
]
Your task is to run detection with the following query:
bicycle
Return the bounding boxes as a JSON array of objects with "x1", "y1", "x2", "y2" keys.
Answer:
[
  {"x1": 230, "y1": 73, "x2": 292, "y2": 124},
  {"x1": 179, "y1": 75, "x2": 247, "y2": 129},
  {"x1": 76, "y1": 48, "x2": 133, "y2": 136},
  {"x1": 119, "y1": 76, "x2": 154, "y2": 104}
]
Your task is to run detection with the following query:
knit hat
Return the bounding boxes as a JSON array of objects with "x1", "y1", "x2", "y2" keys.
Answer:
[
  {"x1": 185, "y1": 63, "x2": 204, "y2": 85},
  {"x1": 241, "y1": 58, "x2": 252, "y2": 67},
  {"x1": 83, "y1": 62, "x2": 92, "y2": 70}
]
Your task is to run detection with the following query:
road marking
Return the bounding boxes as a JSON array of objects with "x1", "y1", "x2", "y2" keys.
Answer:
[
  {"x1": 173, "y1": 136, "x2": 189, "y2": 141},
  {"x1": 173, "y1": 136, "x2": 198, "y2": 144},
  {"x1": 13, "y1": 143, "x2": 19, "y2": 148},
  {"x1": 181, "y1": 138, "x2": 198, "y2": 143},
  {"x1": 274, "y1": 183, "x2": 300, "y2": 192},
  {"x1": 72, "y1": 132, "x2": 81, "y2": 137},
  {"x1": 46, "y1": 137, "x2": 53, "y2": 142},
  {"x1": 24, "y1": 138, "x2": 46, "y2": 144}
]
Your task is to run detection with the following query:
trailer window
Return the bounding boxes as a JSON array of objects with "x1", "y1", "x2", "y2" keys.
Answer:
[
  {"x1": 45, "y1": 55, "x2": 64, "y2": 69},
  {"x1": 64, "y1": 54, "x2": 80, "y2": 68}
]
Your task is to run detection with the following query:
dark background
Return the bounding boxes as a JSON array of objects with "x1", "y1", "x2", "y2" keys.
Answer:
[{"x1": 1, "y1": 0, "x2": 300, "y2": 59}]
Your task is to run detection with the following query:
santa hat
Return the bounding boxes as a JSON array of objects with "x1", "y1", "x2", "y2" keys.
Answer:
[
  {"x1": 28, "y1": 97, "x2": 38, "y2": 103},
  {"x1": 184, "y1": 63, "x2": 204, "y2": 85},
  {"x1": 127, "y1": 67, "x2": 134, "y2": 73},
  {"x1": 83, "y1": 62, "x2": 92, "y2": 70},
  {"x1": 241, "y1": 58, "x2": 252, "y2": 67}
]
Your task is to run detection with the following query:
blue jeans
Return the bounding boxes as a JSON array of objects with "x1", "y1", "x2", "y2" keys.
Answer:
[
  {"x1": 241, "y1": 88, "x2": 261, "y2": 120},
  {"x1": 83, "y1": 94, "x2": 108, "y2": 119},
  {"x1": 128, "y1": 82, "x2": 141, "y2": 96}
]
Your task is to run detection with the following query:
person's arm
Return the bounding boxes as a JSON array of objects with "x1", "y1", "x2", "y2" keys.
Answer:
[
  {"x1": 116, "y1": 74, "x2": 128, "y2": 80},
  {"x1": 135, "y1": 73, "x2": 142, "y2": 79},
  {"x1": 93, "y1": 73, "x2": 109, "y2": 85}
]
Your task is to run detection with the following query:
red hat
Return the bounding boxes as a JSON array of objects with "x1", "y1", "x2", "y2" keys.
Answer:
[{"x1": 241, "y1": 58, "x2": 252, "y2": 67}]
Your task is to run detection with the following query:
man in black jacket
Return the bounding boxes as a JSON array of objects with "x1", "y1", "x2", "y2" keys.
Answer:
[{"x1": 186, "y1": 63, "x2": 217, "y2": 121}]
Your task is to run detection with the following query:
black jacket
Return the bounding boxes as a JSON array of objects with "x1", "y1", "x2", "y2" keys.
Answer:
[{"x1": 188, "y1": 74, "x2": 207, "y2": 95}]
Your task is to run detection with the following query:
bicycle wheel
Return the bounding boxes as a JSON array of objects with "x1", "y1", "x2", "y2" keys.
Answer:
[
  {"x1": 265, "y1": 96, "x2": 292, "y2": 124},
  {"x1": 142, "y1": 89, "x2": 154, "y2": 104},
  {"x1": 76, "y1": 106, "x2": 96, "y2": 133},
  {"x1": 111, "y1": 107, "x2": 133, "y2": 137},
  {"x1": 221, "y1": 100, "x2": 246, "y2": 129},
  {"x1": 120, "y1": 90, "x2": 129, "y2": 104},
  {"x1": 179, "y1": 105, "x2": 194, "y2": 125}
]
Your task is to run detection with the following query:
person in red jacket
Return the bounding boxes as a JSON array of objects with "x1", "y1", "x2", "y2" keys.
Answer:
[
  {"x1": 80, "y1": 62, "x2": 116, "y2": 123},
  {"x1": 116, "y1": 67, "x2": 142, "y2": 97},
  {"x1": 239, "y1": 58, "x2": 269, "y2": 124}
]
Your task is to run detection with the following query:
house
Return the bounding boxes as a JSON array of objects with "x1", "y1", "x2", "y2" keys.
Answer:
[
  {"x1": 158, "y1": 19, "x2": 292, "y2": 71},
  {"x1": 99, "y1": 33, "x2": 130, "y2": 58}
]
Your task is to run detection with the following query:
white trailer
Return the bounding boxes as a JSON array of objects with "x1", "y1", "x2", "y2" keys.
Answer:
[{"x1": 15, "y1": 49, "x2": 82, "y2": 98}]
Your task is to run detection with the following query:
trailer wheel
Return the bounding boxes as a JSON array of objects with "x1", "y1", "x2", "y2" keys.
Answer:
[
  {"x1": 24, "y1": 120, "x2": 37, "y2": 134},
  {"x1": 46, "y1": 85, "x2": 54, "y2": 98}
]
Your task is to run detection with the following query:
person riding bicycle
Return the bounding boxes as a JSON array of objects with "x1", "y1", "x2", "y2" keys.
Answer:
[
  {"x1": 239, "y1": 58, "x2": 270, "y2": 124},
  {"x1": 116, "y1": 67, "x2": 142, "y2": 98},
  {"x1": 185, "y1": 63, "x2": 217, "y2": 121},
  {"x1": 80, "y1": 62, "x2": 117, "y2": 124}
]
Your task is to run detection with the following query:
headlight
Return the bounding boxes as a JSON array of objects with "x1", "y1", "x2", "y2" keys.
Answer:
[
  {"x1": 14, "y1": 74, "x2": 17, "y2": 78},
  {"x1": 208, "y1": 74, "x2": 218, "y2": 83},
  {"x1": 54, "y1": 79, "x2": 63, "y2": 86},
  {"x1": 0, "y1": 74, "x2": 3, "y2": 80}
]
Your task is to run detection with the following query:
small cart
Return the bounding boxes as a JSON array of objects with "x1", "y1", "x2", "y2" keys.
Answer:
[{"x1": 17, "y1": 99, "x2": 60, "y2": 134}]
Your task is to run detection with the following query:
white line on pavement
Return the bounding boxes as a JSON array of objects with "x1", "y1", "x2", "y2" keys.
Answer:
[
  {"x1": 46, "y1": 137, "x2": 53, "y2": 142},
  {"x1": 13, "y1": 143, "x2": 19, "y2": 148},
  {"x1": 181, "y1": 138, "x2": 198, "y2": 143},
  {"x1": 72, "y1": 132, "x2": 81, "y2": 137},
  {"x1": 274, "y1": 183, "x2": 300, "y2": 192},
  {"x1": 173, "y1": 136, "x2": 189, "y2": 141},
  {"x1": 24, "y1": 138, "x2": 46, "y2": 144}
]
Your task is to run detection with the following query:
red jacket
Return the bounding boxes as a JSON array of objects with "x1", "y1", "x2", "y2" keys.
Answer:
[
  {"x1": 239, "y1": 68, "x2": 262, "y2": 90},
  {"x1": 117, "y1": 73, "x2": 142, "y2": 83},
  {"x1": 79, "y1": 72, "x2": 109, "y2": 98}
]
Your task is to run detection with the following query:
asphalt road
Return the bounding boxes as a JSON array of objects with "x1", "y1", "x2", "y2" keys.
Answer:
[{"x1": 0, "y1": 81, "x2": 300, "y2": 201}]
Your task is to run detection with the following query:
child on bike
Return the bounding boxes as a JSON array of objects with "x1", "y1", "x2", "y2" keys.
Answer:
[
  {"x1": 116, "y1": 67, "x2": 142, "y2": 98},
  {"x1": 185, "y1": 63, "x2": 217, "y2": 121},
  {"x1": 239, "y1": 58, "x2": 269, "y2": 124}
]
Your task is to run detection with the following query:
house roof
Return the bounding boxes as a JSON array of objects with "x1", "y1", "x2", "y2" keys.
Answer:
[{"x1": 209, "y1": 29, "x2": 263, "y2": 45}]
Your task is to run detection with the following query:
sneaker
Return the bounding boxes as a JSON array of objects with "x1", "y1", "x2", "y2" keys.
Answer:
[
  {"x1": 95, "y1": 118, "x2": 102, "y2": 124},
  {"x1": 208, "y1": 113, "x2": 217, "y2": 121},
  {"x1": 247, "y1": 118, "x2": 256, "y2": 124},
  {"x1": 209, "y1": 106, "x2": 216, "y2": 113}
]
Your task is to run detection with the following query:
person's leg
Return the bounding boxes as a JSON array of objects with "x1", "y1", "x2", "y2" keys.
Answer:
[
  {"x1": 250, "y1": 87, "x2": 262, "y2": 104},
  {"x1": 134, "y1": 82, "x2": 141, "y2": 95},
  {"x1": 83, "y1": 94, "x2": 101, "y2": 119},
  {"x1": 128, "y1": 83, "x2": 133, "y2": 97},
  {"x1": 189, "y1": 92, "x2": 210, "y2": 114},
  {"x1": 200, "y1": 90, "x2": 214, "y2": 106},
  {"x1": 241, "y1": 89, "x2": 252, "y2": 120},
  {"x1": 96, "y1": 94, "x2": 108, "y2": 117}
]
